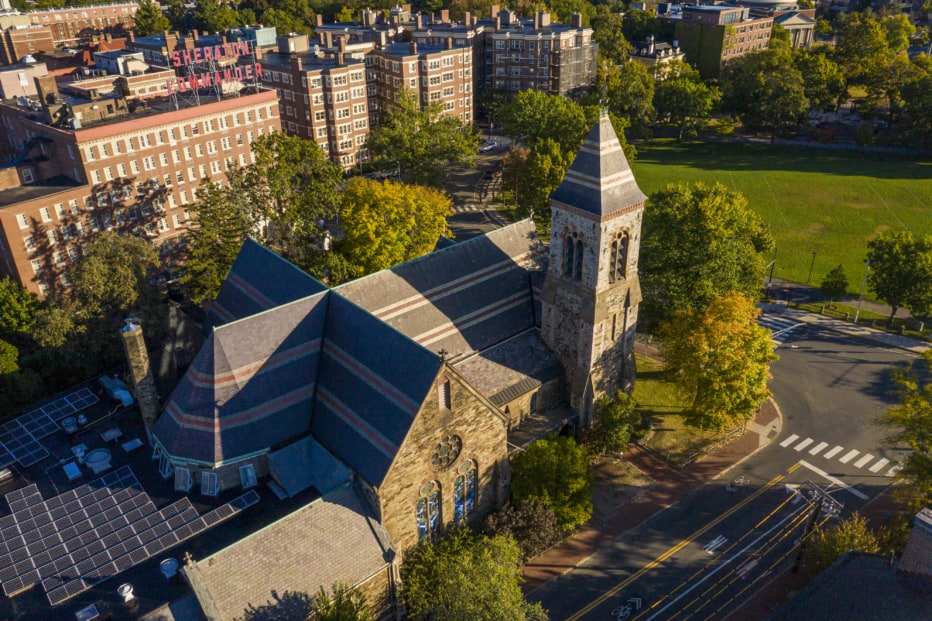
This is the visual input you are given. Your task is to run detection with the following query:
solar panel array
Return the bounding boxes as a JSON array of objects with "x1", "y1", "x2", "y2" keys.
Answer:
[
  {"x1": 0, "y1": 387, "x2": 99, "y2": 469},
  {"x1": 0, "y1": 465, "x2": 260, "y2": 606}
]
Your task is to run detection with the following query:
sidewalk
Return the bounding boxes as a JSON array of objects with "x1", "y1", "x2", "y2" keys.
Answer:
[{"x1": 523, "y1": 400, "x2": 781, "y2": 593}]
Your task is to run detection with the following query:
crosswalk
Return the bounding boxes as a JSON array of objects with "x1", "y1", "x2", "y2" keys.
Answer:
[
  {"x1": 778, "y1": 433, "x2": 898, "y2": 476},
  {"x1": 452, "y1": 204, "x2": 486, "y2": 213},
  {"x1": 758, "y1": 313, "x2": 806, "y2": 344}
]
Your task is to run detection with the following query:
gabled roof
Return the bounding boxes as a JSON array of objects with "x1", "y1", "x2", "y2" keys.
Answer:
[
  {"x1": 774, "y1": 11, "x2": 816, "y2": 25},
  {"x1": 185, "y1": 482, "x2": 392, "y2": 621},
  {"x1": 550, "y1": 112, "x2": 647, "y2": 219},
  {"x1": 312, "y1": 293, "x2": 442, "y2": 487},
  {"x1": 206, "y1": 239, "x2": 327, "y2": 329},
  {"x1": 335, "y1": 219, "x2": 544, "y2": 362},
  {"x1": 155, "y1": 292, "x2": 328, "y2": 463}
]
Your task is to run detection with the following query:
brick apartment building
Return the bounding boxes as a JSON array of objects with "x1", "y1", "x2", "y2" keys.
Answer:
[
  {"x1": 0, "y1": 76, "x2": 279, "y2": 295},
  {"x1": 0, "y1": 21, "x2": 54, "y2": 66},
  {"x1": 670, "y1": 5, "x2": 773, "y2": 79},
  {"x1": 24, "y1": 1, "x2": 138, "y2": 46}
]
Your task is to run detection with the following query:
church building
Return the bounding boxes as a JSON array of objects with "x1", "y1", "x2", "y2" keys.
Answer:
[{"x1": 153, "y1": 112, "x2": 646, "y2": 618}]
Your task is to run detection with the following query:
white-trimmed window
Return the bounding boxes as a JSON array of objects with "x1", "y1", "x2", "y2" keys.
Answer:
[
  {"x1": 174, "y1": 466, "x2": 192, "y2": 491},
  {"x1": 201, "y1": 471, "x2": 220, "y2": 496}
]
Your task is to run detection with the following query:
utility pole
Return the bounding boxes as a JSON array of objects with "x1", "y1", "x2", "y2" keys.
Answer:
[
  {"x1": 793, "y1": 481, "x2": 843, "y2": 573},
  {"x1": 768, "y1": 247, "x2": 778, "y2": 288},
  {"x1": 854, "y1": 259, "x2": 871, "y2": 324},
  {"x1": 807, "y1": 251, "x2": 817, "y2": 284}
]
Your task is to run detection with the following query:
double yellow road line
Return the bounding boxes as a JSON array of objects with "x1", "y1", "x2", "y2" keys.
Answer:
[{"x1": 567, "y1": 463, "x2": 801, "y2": 621}]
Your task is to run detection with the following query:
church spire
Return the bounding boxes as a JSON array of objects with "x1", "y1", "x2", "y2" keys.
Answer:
[{"x1": 550, "y1": 115, "x2": 646, "y2": 219}]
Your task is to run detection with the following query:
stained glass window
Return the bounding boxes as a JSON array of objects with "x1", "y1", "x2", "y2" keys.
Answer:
[
  {"x1": 417, "y1": 481, "x2": 442, "y2": 540},
  {"x1": 454, "y1": 461, "x2": 477, "y2": 522}
]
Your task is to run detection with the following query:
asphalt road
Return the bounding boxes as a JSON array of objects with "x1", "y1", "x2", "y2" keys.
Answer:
[{"x1": 530, "y1": 331, "x2": 917, "y2": 620}]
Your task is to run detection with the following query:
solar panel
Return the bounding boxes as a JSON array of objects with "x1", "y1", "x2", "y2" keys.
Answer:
[
  {"x1": 5, "y1": 483, "x2": 39, "y2": 505},
  {"x1": 0, "y1": 442, "x2": 13, "y2": 468}
]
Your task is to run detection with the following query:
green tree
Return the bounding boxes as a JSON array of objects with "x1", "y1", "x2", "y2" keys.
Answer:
[
  {"x1": 899, "y1": 73, "x2": 932, "y2": 148},
  {"x1": 834, "y1": 17, "x2": 892, "y2": 86},
  {"x1": 0, "y1": 339, "x2": 18, "y2": 375},
  {"x1": 517, "y1": 138, "x2": 572, "y2": 219},
  {"x1": 807, "y1": 513, "x2": 880, "y2": 574},
  {"x1": 881, "y1": 13, "x2": 914, "y2": 54},
  {"x1": 591, "y1": 8, "x2": 632, "y2": 65},
  {"x1": 659, "y1": 292, "x2": 778, "y2": 431},
  {"x1": 591, "y1": 60, "x2": 655, "y2": 133},
  {"x1": 867, "y1": 231, "x2": 932, "y2": 325},
  {"x1": 164, "y1": 0, "x2": 191, "y2": 31},
  {"x1": 69, "y1": 232, "x2": 159, "y2": 319},
  {"x1": 510, "y1": 436, "x2": 593, "y2": 532},
  {"x1": 586, "y1": 390, "x2": 642, "y2": 456},
  {"x1": 794, "y1": 50, "x2": 847, "y2": 113},
  {"x1": 194, "y1": 0, "x2": 241, "y2": 32},
  {"x1": 134, "y1": 0, "x2": 170, "y2": 36},
  {"x1": 401, "y1": 526, "x2": 548, "y2": 621},
  {"x1": 309, "y1": 582, "x2": 371, "y2": 621},
  {"x1": 0, "y1": 277, "x2": 38, "y2": 339},
  {"x1": 497, "y1": 90, "x2": 590, "y2": 152},
  {"x1": 876, "y1": 351, "x2": 932, "y2": 513},
  {"x1": 820, "y1": 265, "x2": 849, "y2": 306},
  {"x1": 546, "y1": 0, "x2": 594, "y2": 25},
  {"x1": 182, "y1": 181, "x2": 253, "y2": 304},
  {"x1": 484, "y1": 498, "x2": 562, "y2": 563},
  {"x1": 640, "y1": 182, "x2": 774, "y2": 326},
  {"x1": 621, "y1": 8, "x2": 666, "y2": 43},
  {"x1": 338, "y1": 178, "x2": 452, "y2": 278},
  {"x1": 769, "y1": 23, "x2": 791, "y2": 49},
  {"x1": 32, "y1": 297, "x2": 83, "y2": 349},
  {"x1": 721, "y1": 49, "x2": 809, "y2": 141},
  {"x1": 368, "y1": 91, "x2": 479, "y2": 187},
  {"x1": 653, "y1": 73, "x2": 718, "y2": 140}
]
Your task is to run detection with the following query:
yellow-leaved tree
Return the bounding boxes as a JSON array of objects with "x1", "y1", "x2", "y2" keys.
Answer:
[
  {"x1": 338, "y1": 178, "x2": 453, "y2": 278},
  {"x1": 659, "y1": 291, "x2": 778, "y2": 431}
]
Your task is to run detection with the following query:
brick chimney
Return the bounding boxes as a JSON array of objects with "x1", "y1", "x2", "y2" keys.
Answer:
[
  {"x1": 572, "y1": 13, "x2": 583, "y2": 28},
  {"x1": 316, "y1": 14, "x2": 323, "y2": 27},
  {"x1": 120, "y1": 318, "x2": 160, "y2": 441},
  {"x1": 440, "y1": 9, "x2": 449, "y2": 23},
  {"x1": 464, "y1": 11, "x2": 471, "y2": 26}
]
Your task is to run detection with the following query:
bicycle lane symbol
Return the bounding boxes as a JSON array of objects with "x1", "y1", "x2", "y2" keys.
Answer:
[{"x1": 611, "y1": 596, "x2": 643, "y2": 620}]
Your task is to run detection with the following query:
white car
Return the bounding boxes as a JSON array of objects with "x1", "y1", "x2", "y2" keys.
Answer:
[{"x1": 479, "y1": 141, "x2": 498, "y2": 153}]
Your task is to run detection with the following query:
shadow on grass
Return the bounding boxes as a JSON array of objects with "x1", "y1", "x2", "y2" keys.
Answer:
[{"x1": 633, "y1": 140, "x2": 932, "y2": 180}]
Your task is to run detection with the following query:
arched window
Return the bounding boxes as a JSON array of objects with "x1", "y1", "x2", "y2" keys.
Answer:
[
  {"x1": 609, "y1": 239, "x2": 619, "y2": 284},
  {"x1": 563, "y1": 234, "x2": 575, "y2": 278},
  {"x1": 454, "y1": 460, "x2": 478, "y2": 522},
  {"x1": 574, "y1": 239, "x2": 583, "y2": 281},
  {"x1": 615, "y1": 231, "x2": 629, "y2": 282},
  {"x1": 417, "y1": 481, "x2": 442, "y2": 540}
]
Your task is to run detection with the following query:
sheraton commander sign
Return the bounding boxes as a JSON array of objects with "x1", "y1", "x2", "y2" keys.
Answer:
[{"x1": 165, "y1": 40, "x2": 263, "y2": 93}]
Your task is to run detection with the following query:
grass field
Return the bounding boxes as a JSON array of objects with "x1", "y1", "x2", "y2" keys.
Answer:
[{"x1": 630, "y1": 140, "x2": 932, "y2": 293}]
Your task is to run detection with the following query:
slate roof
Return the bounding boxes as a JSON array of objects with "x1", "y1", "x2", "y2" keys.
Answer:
[
  {"x1": 267, "y1": 435, "x2": 351, "y2": 497},
  {"x1": 154, "y1": 292, "x2": 328, "y2": 464},
  {"x1": 185, "y1": 482, "x2": 392, "y2": 621},
  {"x1": 550, "y1": 112, "x2": 647, "y2": 219},
  {"x1": 898, "y1": 507, "x2": 932, "y2": 577},
  {"x1": 206, "y1": 239, "x2": 327, "y2": 329},
  {"x1": 335, "y1": 219, "x2": 545, "y2": 363},
  {"x1": 312, "y1": 293, "x2": 442, "y2": 487}
]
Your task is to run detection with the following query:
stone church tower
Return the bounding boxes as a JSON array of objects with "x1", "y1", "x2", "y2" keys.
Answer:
[{"x1": 540, "y1": 111, "x2": 646, "y2": 426}]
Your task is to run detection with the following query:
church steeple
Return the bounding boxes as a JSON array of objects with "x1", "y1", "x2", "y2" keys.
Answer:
[{"x1": 539, "y1": 114, "x2": 645, "y2": 426}]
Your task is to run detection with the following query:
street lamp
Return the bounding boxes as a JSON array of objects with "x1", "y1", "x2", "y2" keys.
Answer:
[
  {"x1": 807, "y1": 251, "x2": 817, "y2": 284},
  {"x1": 854, "y1": 259, "x2": 870, "y2": 324}
]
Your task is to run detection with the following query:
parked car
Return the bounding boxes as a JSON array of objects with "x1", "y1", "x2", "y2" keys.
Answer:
[{"x1": 479, "y1": 140, "x2": 498, "y2": 153}]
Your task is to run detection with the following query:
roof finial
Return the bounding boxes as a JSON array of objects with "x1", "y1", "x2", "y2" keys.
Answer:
[{"x1": 438, "y1": 348, "x2": 449, "y2": 361}]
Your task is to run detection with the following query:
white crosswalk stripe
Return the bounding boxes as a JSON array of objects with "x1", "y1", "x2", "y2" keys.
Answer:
[
  {"x1": 823, "y1": 446, "x2": 844, "y2": 459},
  {"x1": 808, "y1": 441, "x2": 829, "y2": 456},
  {"x1": 869, "y1": 458, "x2": 890, "y2": 473},
  {"x1": 758, "y1": 314, "x2": 806, "y2": 344},
  {"x1": 839, "y1": 449, "x2": 860, "y2": 464},
  {"x1": 779, "y1": 434, "x2": 800, "y2": 448},
  {"x1": 854, "y1": 454, "x2": 875, "y2": 468},
  {"x1": 794, "y1": 437, "x2": 814, "y2": 451}
]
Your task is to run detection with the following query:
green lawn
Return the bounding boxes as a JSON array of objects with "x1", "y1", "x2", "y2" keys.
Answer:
[{"x1": 630, "y1": 140, "x2": 932, "y2": 293}]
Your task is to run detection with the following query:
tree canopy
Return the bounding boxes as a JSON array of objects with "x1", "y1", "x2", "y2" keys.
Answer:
[
  {"x1": 876, "y1": 351, "x2": 932, "y2": 513},
  {"x1": 308, "y1": 582, "x2": 371, "y2": 621},
  {"x1": 807, "y1": 513, "x2": 880, "y2": 574},
  {"x1": 401, "y1": 526, "x2": 548, "y2": 621},
  {"x1": 586, "y1": 390, "x2": 642, "y2": 456},
  {"x1": 69, "y1": 232, "x2": 159, "y2": 319},
  {"x1": 337, "y1": 178, "x2": 452, "y2": 278},
  {"x1": 0, "y1": 277, "x2": 38, "y2": 340},
  {"x1": 660, "y1": 292, "x2": 778, "y2": 431},
  {"x1": 510, "y1": 436, "x2": 593, "y2": 532},
  {"x1": 134, "y1": 0, "x2": 170, "y2": 37},
  {"x1": 653, "y1": 62, "x2": 718, "y2": 140},
  {"x1": 820, "y1": 265, "x2": 849, "y2": 305},
  {"x1": 498, "y1": 90, "x2": 590, "y2": 152},
  {"x1": 866, "y1": 231, "x2": 932, "y2": 324},
  {"x1": 367, "y1": 91, "x2": 479, "y2": 187},
  {"x1": 639, "y1": 181, "x2": 773, "y2": 327}
]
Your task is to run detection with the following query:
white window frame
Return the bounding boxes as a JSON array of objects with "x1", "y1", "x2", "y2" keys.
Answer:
[{"x1": 174, "y1": 466, "x2": 192, "y2": 491}]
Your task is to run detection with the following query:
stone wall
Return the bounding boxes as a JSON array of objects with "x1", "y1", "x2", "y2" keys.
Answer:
[{"x1": 376, "y1": 366, "x2": 510, "y2": 554}]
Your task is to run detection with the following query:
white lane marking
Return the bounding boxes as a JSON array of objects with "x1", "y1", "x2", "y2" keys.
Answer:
[
  {"x1": 735, "y1": 559, "x2": 759, "y2": 577},
  {"x1": 869, "y1": 458, "x2": 890, "y2": 473},
  {"x1": 798, "y1": 460, "x2": 869, "y2": 500},
  {"x1": 823, "y1": 446, "x2": 844, "y2": 459},
  {"x1": 704, "y1": 535, "x2": 728, "y2": 554},
  {"x1": 780, "y1": 434, "x2": 800, "y2": 448},
  {"x1": 854, "y1": 454, "x2": 875, "y2": 469},
  {"x1": 808, "y1": 442, "x2": 829, "y2": 456},
  {"x1": 887, "y1": 463, "x2": 903, "y2": 477},
  {"x1": 839, "y1": 449, "x2": 860, "y2": 464},
  {"x1": 794, "y1": 438, "x2": 814, "y2": 451}
]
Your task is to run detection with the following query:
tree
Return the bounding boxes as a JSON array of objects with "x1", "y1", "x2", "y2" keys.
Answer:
[
  {"x1": 866, "y1": 231, "x2": 932, "y2": 325},
  {"x1": 807, "y1": 513, "x2": 880, "y2": 574},
  {"x1": 368, "y1": 91, "x2": 479, "y2": 187},
  {"x1": 510, "y1": 436, "x2": 593, "y2": 532},
  {"x1": 497, "y1": 90, "x2": 590, "y2": 152},
  {"x1": 769, "y1": 23, "x2": 791, "y2": 49},
  {"x1": 876, "y1": 351, "x2": 932, "y2": 513},
  {"x1": 591, "y1": 8, "x2": 632, "y2": 65},
  {"x1": 0, "y1": 277, "x2": 38, "y2": 339},
  {"x1": 621, "y1": 8, "x2": 668, "y2": 44},
  {"x1": 640, "y1": 182, "x2": 774, "y2": 326},
  {"x1": 484, "y1": 498, "x2": 561, "y2": 563},
  {"x1": 591, "y1": 61, "x2": 654, "y2": 134},
  {"x1": 899, "y1": 73, "x2": 932, "y2": 148},
  {"x1": 881, "y1": 13, "x2": 914, "y2": 54},
  {"x1": 834, "y1": 17, "x2": 891, "y2": 86},
  {"x1": 401, "y1": 526, "x2": 548, "y2": 621},
  {"x1": 0, "y1": 339, "x2": 18, "y2": 375},
  {"x1": 653, "y1": 73, "x2": 718, "y2": 140},
  {"x1": 69, "y1": 232, "x2": 159, "y2": 319},
  {"x1": 182, "y1": 180, "x2": 254, "y2": 304},
  {"x1": 659, "y1": 292, "x2": 778, "y2": 431},
  {"x1": 194, "y1": 0, "x2": 241, "y2": 32},
  {"x1": 545, "y1": 0, "x2": 593, "y2": 25},
  {"x1": 586, "y1": 390, "x2": 642, "y2": 456},
  {"x1": 721, "y1": 49, "x2": 809, "y2": 141},
  {"x1": 820, "y1": 265, "x2": 848, "y2": 307},
  {"x1": 309, "y1": 582, "x2": 371, "y2": 621},
  {"x1": 134, "y1": 0, "x2": 170, "y2": 36},
  {"x1": 516, "y1": 138, "x2": 572, "y2": 219},
  {"x1": 337, "y1": 178, "x2": 452, "y2": 278},
  {"x1": 794, "y1": 50, "x2": 847, "y2": 113}
]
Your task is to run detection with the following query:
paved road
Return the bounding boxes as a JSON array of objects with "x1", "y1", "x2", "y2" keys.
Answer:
[
  {"x1": 444, "y1": 135, "x2": 513, "y2": 241},
  {"x1": 529, "y1": 331, "x2": 916, "y2": 620}
]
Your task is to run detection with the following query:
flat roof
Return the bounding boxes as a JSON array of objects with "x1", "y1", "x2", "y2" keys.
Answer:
[{"x1": 0, "y1": 174, "x2": 83, "y2": 209}]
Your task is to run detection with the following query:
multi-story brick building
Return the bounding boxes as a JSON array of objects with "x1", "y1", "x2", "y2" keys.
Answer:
[
  {"x1": 0, "y1": 57, "x2": 47, "y2": 97},
  {"x1": 481, "y1": 8, "x2": 597, "y2": 97},
  {"x1": 0, "y1": 23, "x2": 54, "y2": 66},
  {"x1": 24, "y1": 1, "x2": 138, "y2": 46},
  {"x1": 0, "y1": 76, "x2": 280, "y2": 295},
  {"x1": 671, "y1": 5, "x2": 773, "y2": 78}
]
